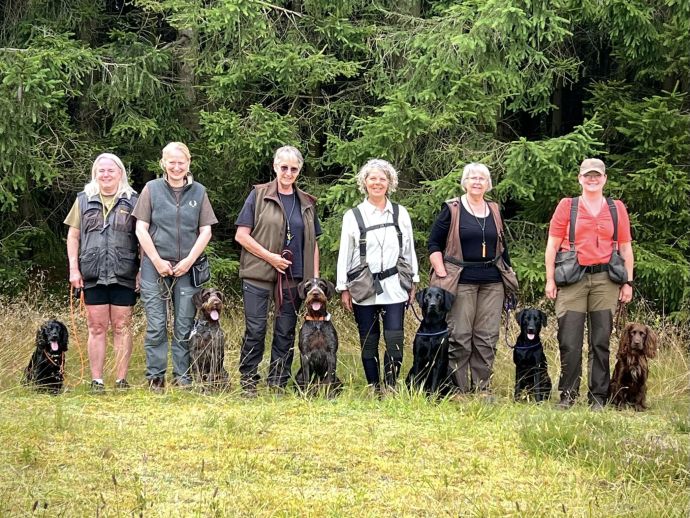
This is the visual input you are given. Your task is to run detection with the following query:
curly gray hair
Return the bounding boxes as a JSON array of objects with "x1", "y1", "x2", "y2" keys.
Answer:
[
  {"x1": 460, "y1": 163, "x2": 493, "y2": 192},
  {"x1": 273, "y1": 146, "x2": 304, "y2": 168},
  {"x1": 356, "y1": 159, "x2": 399, "y2": 195}
]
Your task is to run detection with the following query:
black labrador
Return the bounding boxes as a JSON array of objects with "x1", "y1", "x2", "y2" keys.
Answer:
[
  {"x1": 296, "y1": 278, "x2": 341, "y2": 395},
  {"x1": 406, "y1": 287, "x2": 455, "y2": 396},
  {"x1": 513, "y1": 308, "x2": 552, "y2": 402},
  {"x1": 24, "y1": 320, "x2": 69, "y2": 394}
]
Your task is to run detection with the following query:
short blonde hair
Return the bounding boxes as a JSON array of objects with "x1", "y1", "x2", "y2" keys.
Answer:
[
  {"x1": 84, "y1": 153, "x2": 136, "y2": 199},
  {"x1": 460, "y1": 163, "x2": 493, "y2": 192},
  {"x1": 159, "y1": 142, "x2": 191, "y2": 173},
  {"x1": 273, "y1": 146, "x2": 304, "y2": 168},
  {"x1": 356, "y1": 159, "x2": 399, "y2": 195}
]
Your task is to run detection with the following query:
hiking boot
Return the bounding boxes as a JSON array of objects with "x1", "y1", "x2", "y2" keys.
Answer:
[
  {"x1": 91, "y1": 380, "x2": 105, "y2": 394},
  {"x1": 115, "y1": 379, "x2": 130, "y2": 390},
  {"x1": 148, "y1": 377, "x2": 165, "y2": 393},
  {"x1": 171, "y1": 377, "x2": 193, "y2": 390}
]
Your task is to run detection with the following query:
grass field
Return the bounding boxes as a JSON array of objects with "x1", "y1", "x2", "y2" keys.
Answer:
[{"x1": 1, "y1": 291, "x2": 688, "y2": 517}]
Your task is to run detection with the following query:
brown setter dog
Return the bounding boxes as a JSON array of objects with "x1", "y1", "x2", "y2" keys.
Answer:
[{"x1": 609, "y1": 323, "x2": 658, "y2": 411}]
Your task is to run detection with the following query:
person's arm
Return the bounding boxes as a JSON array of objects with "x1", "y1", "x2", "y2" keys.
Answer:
[
  {"x1": 429, "y1": 251, "x2": 446, "y2": 278},
  {"x1": 313, "y1": 243, "x2": 320, "y2": 278},
  {"x1": 618, "y1": 241, "x2": 634, "y2": 303},
  {"x1": 135, "y1": 220, "x2": 174, "y2": 276},
  {"x1": 428, "y1": 204, "x2": 451, "y2": 278},
  {"x1": 234, "y1": 225, "x2": 291, "y2": 273},
  {"x1": 172, "y1": 225, "x2": 213, "y2": 277},
  {"x1": 544, "y1": 235, "x2": 562, "y2": 300},
  {"x1": 336, "y1": 210, "x2": 354, "y2": 311},
  {"x1": 66, "y1": 226, "x2": 83, "y2": 289}
]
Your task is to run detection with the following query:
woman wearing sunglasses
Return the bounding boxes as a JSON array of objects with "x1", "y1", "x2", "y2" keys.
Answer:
[{"x1": 234, "y1": 146, "x2": 321, "y2": 397}]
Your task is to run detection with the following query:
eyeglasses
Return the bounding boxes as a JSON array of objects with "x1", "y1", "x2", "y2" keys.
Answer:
[
  {"x1": 467, "y1": 176, "x2": 488, "y2": 183},
  {"x1": 279, "y1": 165, "x2": 300, "y2": 175}
]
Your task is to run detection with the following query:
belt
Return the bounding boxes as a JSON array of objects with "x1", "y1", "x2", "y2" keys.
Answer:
[{"x1": 584, "y1": 264, "x2": 609, "y2": 274}]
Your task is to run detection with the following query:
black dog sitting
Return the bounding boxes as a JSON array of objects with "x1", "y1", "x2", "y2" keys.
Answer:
[
  {"x1": 513, "y1": 308, "x2": 552, "y2": 402},
  {"x1": 189, "y1": 288, "x2": 229, "y2": 390},
  {"x1": 295, "y1": 278, "x2": 341, "y2": 395},
  {"x1": 24, "y1": 320, "x2": 69, "y2": 394},
  {"x1": 406, "y1": 287, "x2": 455, "y2": 396}
]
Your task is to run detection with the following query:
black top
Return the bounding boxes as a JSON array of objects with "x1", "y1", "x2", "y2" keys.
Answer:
[{"x1": 428, "y1": 202, "x2": 510, "y2": 284}]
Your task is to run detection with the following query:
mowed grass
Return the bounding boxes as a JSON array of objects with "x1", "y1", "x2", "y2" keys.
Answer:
[{"x1": 1, "y1": 291, "x2": 688, "y2": 517}]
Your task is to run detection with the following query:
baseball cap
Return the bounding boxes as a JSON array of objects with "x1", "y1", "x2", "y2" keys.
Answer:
[{"x1": 579, "y1": 158, "x2": 606, "y2": 176}]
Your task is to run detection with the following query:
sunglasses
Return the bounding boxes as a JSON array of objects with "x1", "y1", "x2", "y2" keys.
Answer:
[{"x1": 279, "y1": 165, "x2": 300, "y2": 174}]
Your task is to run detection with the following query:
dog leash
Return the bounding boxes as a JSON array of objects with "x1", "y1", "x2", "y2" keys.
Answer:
[
  {"x1": 42, "y1": 350, "x2": 66, "y2": 376},
  {"x1": 68, "y1": 285, "x2": 86, "y2": 384},
  {"x1": 276, "y1": 249, "x2": 301, "y2": 317},
  {"x1": 614, "y1": 302, "x2": 628, "y2": 337}
]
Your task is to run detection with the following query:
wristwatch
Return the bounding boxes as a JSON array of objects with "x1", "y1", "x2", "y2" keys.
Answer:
[{"x1": 624, "y1": 280, "x2": 634, "y2": 287}]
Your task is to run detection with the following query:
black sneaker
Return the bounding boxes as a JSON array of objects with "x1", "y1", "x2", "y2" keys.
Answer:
[
  {"x1": 91, "y1": 380, "x2": 105, "y2": 394},
  {"x1": 148, "y1": 377, "x2": 165, "y2": 393},
  {"x1": 115, "y1": 379, "x2": 130, "y2": 390}
]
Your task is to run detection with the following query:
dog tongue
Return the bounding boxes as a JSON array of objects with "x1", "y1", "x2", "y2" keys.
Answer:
[
  {"x1": 50, "y1": 341, "x2": 59, "y2": 351},
  {"x1": 311, "y1": 302, "x2": 322, "y2": 311},
  {"x1": 210, "y1": 310, "x2": 220, "y2": 321},
  {"x1": 527, "y1": 333, "x2": 535, "y2": 341}
]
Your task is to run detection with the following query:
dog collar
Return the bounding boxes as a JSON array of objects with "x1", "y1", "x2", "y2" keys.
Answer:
[
  {"x1": 304, "y1": 312, "x2": 331, "y2": 322},
  {"x1": 415, "y1": 329, "x2": 449, "y2": 337}
]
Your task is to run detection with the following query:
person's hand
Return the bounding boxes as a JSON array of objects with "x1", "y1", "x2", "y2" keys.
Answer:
[
  {"x1": 69, "y1": 269, "x2": 84, "y2": 289},
  {"x1": 135, "y1": 270, "x2": 141, "y2": 292},
  {"x1": 619, "y1": 283, "x2": 633, "y2": 304},
  {"x1": 341, "y1": 290, "x2": 353, "y2": 312},
  {"x1": 267, "y1": 252, "x2": 292, "y2": 274},
  {"x1": 153, "y1": 257, "x2": 174, "y2": 277},
  {"x1": 434, "y1": 267, "x2": 448, "y2": 279},
  {"x1": 545, "y1": 279, "x2": 558, "y2": 300},
  {"x1": 172, "y1": 256, "x2": 194, "y2": 277}
]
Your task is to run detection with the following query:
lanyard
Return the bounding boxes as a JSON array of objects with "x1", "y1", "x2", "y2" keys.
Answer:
[{"x1": 99, "y1": 193, "x2": 116, "y2": 225}]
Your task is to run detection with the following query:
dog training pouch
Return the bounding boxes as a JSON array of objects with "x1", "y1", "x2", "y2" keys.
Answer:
[
  {"x1": 607, "y1": 250, "x2": 627, "y2": 285},
  {"x1": 191, "y1": 254, "x2": 211, "y2": 288},
  {"x1": 554, "y1": 248, "x2": 585, "y2": 287},
  {"x1": 496, "y1": 256, "x2": 519, "y2": 295},
  {"x1": 346, "y1": 263, "x2": 376, "y2": 302},
  {"x1": 396, "y1": 257, "x2": 414, "y2": 292},
  {"x1": 430, "y1": 256, "x2": 462, "y2": 293}
]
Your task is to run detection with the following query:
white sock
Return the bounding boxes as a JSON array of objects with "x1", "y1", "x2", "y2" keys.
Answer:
[{"x1": 93, "y1": 378, "x2": 104, "y2": 384}]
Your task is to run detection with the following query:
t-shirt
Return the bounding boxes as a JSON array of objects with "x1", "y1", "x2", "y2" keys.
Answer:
[
  {"x1": 549, "y1": 197, "x2": 632, "y2": 266},
  {"x1": 132, "y1": 183, "x2": 218, "y2": 226},
  {"x1": 64, "y1": 194, "x2": 117, "y2": 229},
  {"x1": 235, "y1": 189, "x2": 322, "y2": 280}
]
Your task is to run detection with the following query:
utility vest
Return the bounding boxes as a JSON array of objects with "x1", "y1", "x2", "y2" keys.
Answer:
[
  {"x1": 146, "y1": 178, "x2": 206, "y2": 262},
  {"x1": 78, "y1": 192, "x2": 139, "y2": 289},
  {"x1": 239, "y1": 180, "x2": 317, "y2": 283}
]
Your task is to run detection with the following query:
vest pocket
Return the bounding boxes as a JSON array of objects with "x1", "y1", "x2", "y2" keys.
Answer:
[
  {"x1": 82, "y1": 208, "x2": 103, "y2": 233},
  {"x1": 115, "y1": 247, "x2": 138, "y2": 280},
  {"x1": 113, "y1": 208, "x2": 134, "y2": 233},
  {"x1": 79, "y1": 250, "x2": 100, "y2": 281}
]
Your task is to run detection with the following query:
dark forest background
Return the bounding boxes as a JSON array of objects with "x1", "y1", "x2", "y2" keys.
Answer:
[{"x1": 1, "y1": 0, "x2": 688, "y2": 318}]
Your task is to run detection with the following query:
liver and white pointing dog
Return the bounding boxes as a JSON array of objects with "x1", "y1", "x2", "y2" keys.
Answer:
[
  {"x1": 189, "y1": 288, "x2": 229, "y2": 390},
  {"x1": 406, "y1": 287, "x2": 455, "y2": 396},
  {"x1": 296, "y1": 278, "x2": 341, "y2": 395}
]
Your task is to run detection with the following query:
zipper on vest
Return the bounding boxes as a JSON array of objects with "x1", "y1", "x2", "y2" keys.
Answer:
[{"x1": 177, "y1": 198, "x2": 181, "y2": 261}]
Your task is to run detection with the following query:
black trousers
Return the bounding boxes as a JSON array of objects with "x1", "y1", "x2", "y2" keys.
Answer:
[{"x1": 239, "y1": 280, "x2": 302, "y2": 389}]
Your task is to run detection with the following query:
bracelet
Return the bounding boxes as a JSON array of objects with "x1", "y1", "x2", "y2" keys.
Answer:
[{"x1": 624, "y1": 280, "x2": 634, "y2": 287}]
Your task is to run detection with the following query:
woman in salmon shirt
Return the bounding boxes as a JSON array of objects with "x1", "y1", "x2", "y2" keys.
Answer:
[{"x1": 545, "y1": 158, "x2": 634, "y2": 410}]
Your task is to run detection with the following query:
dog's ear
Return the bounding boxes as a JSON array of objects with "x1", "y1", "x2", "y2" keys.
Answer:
[
  {"x1": 192, "y1": 290, "x2": 206, "y2": 308},
  {"x1": 416, "y1": 288, "x2": 426, "y2": 308},
  {"x1": 644, "y1": 325, "x2": 658, "y2": 359},
  {"x1": 515, "y1": 310, "x2": 524, "y2": 324},
  {"x1": 619, "y1": 323, "x2": 633, "y2": 355},
  {"x1": 59, "y1": 321, "x2": 69, "y2": 350},
  {"x1": 297, "y1": 280, "x2": 307, "y2": 300},
  {"x1": 540, "y1": 311, "x2": 547, "y2": 327},
  {"x1": 443, "y1": 289, "x2": 455, "y2": 311},
  {"x1": 323, "y1": 280, "x2": 336, "y2": 299}
]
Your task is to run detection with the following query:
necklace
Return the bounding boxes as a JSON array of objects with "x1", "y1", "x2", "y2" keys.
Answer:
[
  {"x1": 466, "y1": 196, "x2": 488, "y2": 258},
  {"x1": 279, "y1": 192, "x2": 297, "y2": 245}
]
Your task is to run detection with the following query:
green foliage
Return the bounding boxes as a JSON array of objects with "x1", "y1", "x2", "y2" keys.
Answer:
[{"x1": 0, "y1": 0, "x2": 688, "y2": 316}]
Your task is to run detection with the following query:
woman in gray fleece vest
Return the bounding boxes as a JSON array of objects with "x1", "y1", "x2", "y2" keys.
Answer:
[{"x1": 133, "y1": 142, "x2": 218, "y2": 391}]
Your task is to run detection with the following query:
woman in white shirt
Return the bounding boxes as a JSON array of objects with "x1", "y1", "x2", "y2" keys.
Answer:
[{"x1": 337, "y1": 159, "x2": 419, "y2": 393}]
